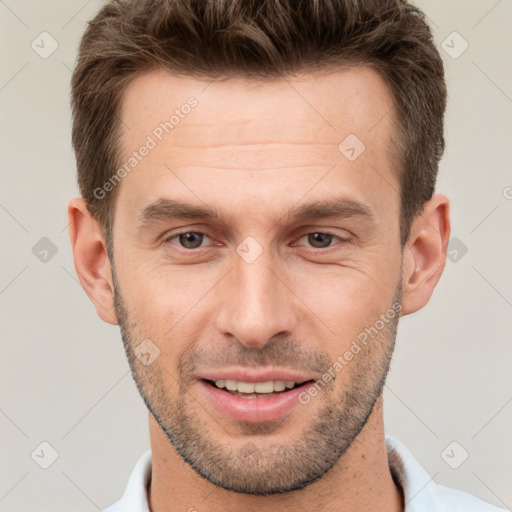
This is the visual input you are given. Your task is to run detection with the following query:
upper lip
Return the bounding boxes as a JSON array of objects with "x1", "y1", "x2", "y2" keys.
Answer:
[{"x1": 196, "y1": 367, "x2": 319, "y2": 384}]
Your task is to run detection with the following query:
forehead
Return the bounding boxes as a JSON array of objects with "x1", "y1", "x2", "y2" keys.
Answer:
[
  {"x1": 115, "y1": 66, "x2": 399, "y2": 225},
  {"x1": 120, "y1": 66, "x2": 396, "y2": 153}
]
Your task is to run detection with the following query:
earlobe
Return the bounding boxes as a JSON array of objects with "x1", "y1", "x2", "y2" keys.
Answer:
[
  {"x1": 401, "y1": 194, "x2": 451, "y2": 316},
  {"x1": 67, "y1": 197, "x2": 118, "y2": 325}
]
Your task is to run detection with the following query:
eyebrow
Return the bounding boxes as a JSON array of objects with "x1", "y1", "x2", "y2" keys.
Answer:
[{"x1": 136, "y1": 196, "x2": 376, "y2": 228}]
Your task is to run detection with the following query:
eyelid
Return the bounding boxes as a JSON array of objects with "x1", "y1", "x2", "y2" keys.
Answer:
[
  {"x1": 162, "y1": 229, "x2": 214, "y2": 247},
  {"x1": 162, "y1": 228, "x2": 352, "y2": 252},
  {"x1": 292, "y1": 231, "x2": 351, "y2": 249}
]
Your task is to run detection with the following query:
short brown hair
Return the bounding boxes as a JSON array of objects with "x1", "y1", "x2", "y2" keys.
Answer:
[{"x1": 71, "y1": 0, "x2": 446, "y2": 249}]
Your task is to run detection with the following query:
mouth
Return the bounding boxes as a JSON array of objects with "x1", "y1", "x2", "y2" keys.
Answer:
[
  {"x1": 197, "y1": 377, "x2": 317, "y2": 423},
  {"x1": 202, "y1": 378, "x2": 314, "y2": 398}
]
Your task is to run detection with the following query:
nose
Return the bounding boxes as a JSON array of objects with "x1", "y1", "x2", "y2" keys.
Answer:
[{"x1": 214, "y1": 247, "x2": 299, "y2": 349}]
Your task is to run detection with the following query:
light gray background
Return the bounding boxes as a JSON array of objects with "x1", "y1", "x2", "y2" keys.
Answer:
[{"x1": 1, "y1": 1, "x2": 511, "y2": 511}]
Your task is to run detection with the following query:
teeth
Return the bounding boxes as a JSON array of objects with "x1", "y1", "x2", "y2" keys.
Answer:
[
  {"x1": 254, "y1": 381, "x2": 273, "y2": 393},
  {"x1": 214, "y1": 379, "x2": 300, "y2": 393},
  {"x1": 238, "y1": 381, "x2": 255, "y2": 393},
  {"x1": 274, "y1": 381, "x2": 286, "y2": 392},
  {"x1": 225, "y1": 380, "x2": 237, "y2": 391}
]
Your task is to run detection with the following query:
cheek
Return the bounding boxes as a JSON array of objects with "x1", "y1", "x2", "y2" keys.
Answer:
[
  {"x1": 295, "y1": 265, "x2": 399, "y2": 350},
  {"x1": 121, "y1": 262, "x2": 201, "y2": 318},
  {"x1": 119, "y1": 267, "x2": 214, "y2": 367}
]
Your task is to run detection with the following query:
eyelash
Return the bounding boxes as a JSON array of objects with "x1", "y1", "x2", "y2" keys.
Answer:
[{"x1": 162, "y1": 230, "x2": 351, "y2": 253}]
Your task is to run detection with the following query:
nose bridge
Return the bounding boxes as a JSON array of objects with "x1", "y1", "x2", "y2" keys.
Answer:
[{"x1": 214, "y1": 242, "x2": 297, "y2": 348}]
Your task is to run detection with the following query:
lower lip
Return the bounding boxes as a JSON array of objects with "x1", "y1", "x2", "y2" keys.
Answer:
[{"x1": 197, "y1": 380, "x2": 313, "y2": 423}]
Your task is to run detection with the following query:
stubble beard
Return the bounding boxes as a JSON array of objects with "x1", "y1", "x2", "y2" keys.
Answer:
[{"x1": 112, "y1": 265, "x2": 402, "y2": 495}]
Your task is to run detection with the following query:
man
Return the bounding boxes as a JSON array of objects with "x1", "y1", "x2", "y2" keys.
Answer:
[{"x1": 67, "y1": 1, "x2": 507, "y2": 511}]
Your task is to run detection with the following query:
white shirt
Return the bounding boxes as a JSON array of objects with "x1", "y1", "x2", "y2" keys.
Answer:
[{"x1": 103, "y1": 436, "x2": 508, "y2": 511}]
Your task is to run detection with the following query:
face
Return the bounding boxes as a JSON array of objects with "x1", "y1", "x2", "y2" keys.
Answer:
[{"x1": 111, "y1": 67, "x2": 404, "y2": 494}]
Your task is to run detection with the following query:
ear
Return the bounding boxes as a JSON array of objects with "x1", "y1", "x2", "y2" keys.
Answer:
[
  {"x1": 67, "y1": 197, "x2": 118, "y2": 325},
  {"x1": 401, "y1": 193, "x2": 451, "y2": 316}
]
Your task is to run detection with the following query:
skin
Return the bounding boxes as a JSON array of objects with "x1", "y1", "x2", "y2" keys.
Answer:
[{"x1": 68, "y1": 66, "x2": 450, "y2": 512}]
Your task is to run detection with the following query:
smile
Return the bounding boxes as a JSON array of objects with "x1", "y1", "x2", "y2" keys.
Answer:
[{"x1": 198, "y1": 378, "x2": 316, "y2": 422}]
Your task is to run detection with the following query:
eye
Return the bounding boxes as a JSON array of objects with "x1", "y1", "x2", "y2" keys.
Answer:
[
  {"x1": 295, "y1": 232, "x2": 349, "y2": 250},
  {"x1": 162, "y1": 230, "x2": 350, "y2": 252},
  {"x1": 164, "y1": 231, "x2": 212, "y2": 250}
]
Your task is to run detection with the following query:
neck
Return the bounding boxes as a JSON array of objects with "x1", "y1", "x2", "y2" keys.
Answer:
[{"x1": 147, "y1": 396, "x2": 403, "y2": 512}]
